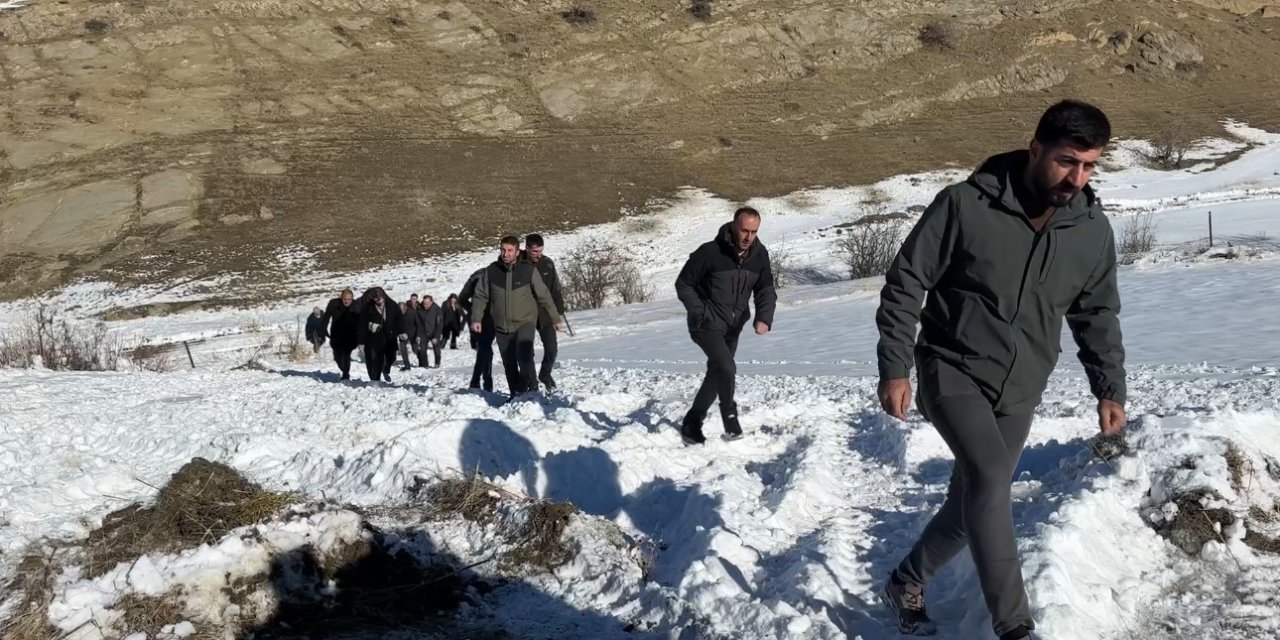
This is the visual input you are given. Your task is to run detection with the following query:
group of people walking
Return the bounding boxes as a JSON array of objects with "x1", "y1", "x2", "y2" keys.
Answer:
[
  {"x1": 306, "y1": 234, "x2": 567, "y2": 395},
  {"x1": 302, "y1": 99, "x2": 1129, "y2": 640}
]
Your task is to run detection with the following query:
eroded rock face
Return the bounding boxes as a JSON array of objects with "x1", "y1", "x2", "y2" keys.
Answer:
[{"x1": 1, "y1": 0, "x2": 1279, "y2": 296}]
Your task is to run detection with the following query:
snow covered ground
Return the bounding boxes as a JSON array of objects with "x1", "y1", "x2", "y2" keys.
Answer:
[{"x1": 3, "y1": 121, "x2": 1280, "y2": 639}]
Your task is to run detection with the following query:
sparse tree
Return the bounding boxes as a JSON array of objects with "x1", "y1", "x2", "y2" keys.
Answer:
[
  {"x1": 561, "y1": 240, "x2": 653, "y2": 309},
  {"x1": 1119, "y1": 212, "x2": 1159, "y2": 261},
  {"x1": 1146, "y1": 123, "x2": 1196, "y2": 170}
]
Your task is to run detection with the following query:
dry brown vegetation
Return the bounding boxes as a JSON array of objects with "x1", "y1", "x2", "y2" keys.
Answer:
[
  {"x1": 84, "y1": 458, "x2": 296, "y2": 578},
  {"x1": 0, "y1": 305, "x2": 122, "y2": 371}
]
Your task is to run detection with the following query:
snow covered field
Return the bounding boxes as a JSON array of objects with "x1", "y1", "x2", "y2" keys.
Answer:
[{"x1": 3, "y1": 122, "x2": 1280, "y2": 639}]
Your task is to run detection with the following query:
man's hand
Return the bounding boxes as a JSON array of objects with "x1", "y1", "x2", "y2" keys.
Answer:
[
  {"x1": 555, "y1": 322, "x2": 564, "y2": 333},
  {"x1": 879, "y1": 378, "x2": 912, "y2": 421},
  {"x1": 471, "y1": 322, "x2": 483, "y2": 333},
  {"x1": 1098, "y1": 399, "x2": 1126, "y2": 435},
  {"x1": 755, "y1": 321, "x2": 769, "y2": 335}
]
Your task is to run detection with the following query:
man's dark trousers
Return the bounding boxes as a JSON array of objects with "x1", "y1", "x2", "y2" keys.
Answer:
[
  {"x1": 496, "y1": 323, "x2": 538, "y2": 394},
  {"x1": 689, "y1": 329, "x2": 741, "y2": 420},
  {"x1": 536, "y1": 308, "x2": 558, "y2": 384},
  {"x1": 895, "y1": 357, "x2": 1036, "y2": 637}
]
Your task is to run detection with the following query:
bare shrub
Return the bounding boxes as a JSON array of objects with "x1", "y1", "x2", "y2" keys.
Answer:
[
  {"x1": 0, "y1": 305, "x2": 123, "y2": 371},
  {"x1": 769, "y1": 244, "x2": 792, "y2": 289},
  {"x1": 1119, "y1": 212, "x2": 1159, "y2": 260},
  {"x1": 919, "y1": 21, "x2": 957, "y2": 50},
  {"x1": 561, "y1": 241, "x2": 651, "y2": 310},
  {"x1": 561, "y1": 6, "x2": 596, "y2": 26},
  {"x1": 621, "y1": 215, "x2": 660, "y2": 234},
  {"x1": 234, "y1": 337, "x2": 276, "y2": 371},
  {"x1": 129, "y1": 343, "x2": 176, "y2": 373},
  {"x1": 1146, "y1": 123, "x2": 1197, "y2": 170},
  {"x1": 689, "y1": 0, "x2": 712, "y2": 21},
  {"x1": 277, "y1": 320, "x2": 310, "y2": 362},
  {"x1": 835, "y1": 223, "x2": 904, "y2": 279}
]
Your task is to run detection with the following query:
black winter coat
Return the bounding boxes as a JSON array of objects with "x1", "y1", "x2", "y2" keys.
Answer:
[
  {"x1": 359, "y1": 299, "x2": 402, "y2": 352},
  {"x1": 305, "y1": 314, "x2": 327, "y2": 344},
  {"x1": 323, "y1": 297, "x2": 361, "y2": 349},
  {"x1": 675, "y1": 222, "x2": 777, "y2": 335},
  {"x1": 421, "y1": 304, "x2": 445, "y2": 341}
]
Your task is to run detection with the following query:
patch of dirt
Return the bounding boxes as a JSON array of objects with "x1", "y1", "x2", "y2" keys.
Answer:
[
  {"x1": 0, "y1": 553, "x2": 60, "y2": 640},
  {"x1": 84, "y1": 457, "x2": 296, "y2": 578},
  {"x1": 502, "y1": 501, "x2": 579, "y2": 573}
]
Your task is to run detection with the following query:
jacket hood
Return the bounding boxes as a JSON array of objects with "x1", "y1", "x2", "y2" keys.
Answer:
[
  {"x1": 716, "y1": 222, "x2": 763, "y2": 258},
  {"x1": 967, "y1": 150, "x2": 1098, "y2": 223}
]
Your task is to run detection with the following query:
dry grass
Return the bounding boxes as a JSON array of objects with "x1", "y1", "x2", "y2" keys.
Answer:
[
  {"x1": 1156, "y1": 488, "x2": 1235, "y2": 556},
  {"x1": 0, "y1": 553, "x2": 60, "y2": 640},
  {"x1": 502, "y1": 501, "x2": 578, "y2": 573},
  {"x1": 419, "y1": 474, "x2": 502, "y2": 524},
  {"x1": 1226, "y1": 442, "x2": 1251, "y2": 494},
  {"x1": 277, "y1": 321, "x2": 310, "y2": 363},
  {"x1": 84, "y1": 458, "x2": 296, "y2": 578},
  {"x1": 129, "y1": 342, "x2": 176, "y2": 372},
  {"x1": 114, "y1": 593, "x2": 190, "y2": 638}
]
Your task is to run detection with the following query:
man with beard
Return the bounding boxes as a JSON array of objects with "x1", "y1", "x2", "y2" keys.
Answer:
[
  {"x1": 322, "y1": 288, "x2": 360, "y2": 380},
  {"x1": 358, "y1": 287, "x2": 402, "y2": 383},
  {"x1": 520, "y1": 234, "x2": 567, "y2": 391},
  {"x1": 874, "y1": 100, "x2": 1127, "y2": 640},
  {"x1": 459, "y1": 268, "x2": 494, "y2": 391},
  {"x1": 471, "y1": 236, "x2": 562, "y2": 398},
  {"x1": 420, "y1": 295, "x2": 445, "y2": 368},
  {"x1": 674, "y1": 207, "x2": 776, "y2": 444}
]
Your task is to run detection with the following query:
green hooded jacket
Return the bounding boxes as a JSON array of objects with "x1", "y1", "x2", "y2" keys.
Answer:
[{"x1": 876, "y1": 150, "x2": 1126, "y2": 413}]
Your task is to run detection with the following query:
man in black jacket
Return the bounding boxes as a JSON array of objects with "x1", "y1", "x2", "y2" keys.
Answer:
[
  {"x1": 674, "y1": 207, "x2": 777, "y2": 444},
  {"x1": 304, "y1": 307, "x2": 327, "y2": 354},
  {"x1": 459, "y1": 268, "x2": 494, "y2": 391},
  {"x1": 421, "y1": 295, "x2": 445, "y2": 368},
  {"x1": 874, "y1": 100, "x2": 1127, "y2": 640},
  {"x1": 358, "y1": 287, "x2": 402, "y2": 383},
  {"x1": 521, "y1": 234, "x2": 567, "y2": 391},
  {"x1": 472, "y1": 236, "x2": 562, "y2": 397},
  {"x1": 322, "y1": 288, "x2": 360, "y2": 380},
  {"x1": 442, "y1": 294, "x2": 464, "y2": 349}
]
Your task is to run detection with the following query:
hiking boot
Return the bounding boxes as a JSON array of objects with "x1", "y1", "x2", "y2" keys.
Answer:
[
  {"x1": 681, "y1": 413, "x2": 706, "y2": 445},
  {"x1": 383, "y1": 373, "x2": 392, "y2": 383},
  {"x1": 539, "y1": 372, "x2": 556, "y2": 391},
  {"x1": 340, "y1": 372, "x2": 350, "y2": 381},
  {"x1": 999, "y1": 626, "x2": 1034, "y2": 640},
  {"x1": 880, "y1": 572, "x2": 937, "y2": 636},
  {"x1": 399, "y1": 365, "x2": 411, "y2": 372}
]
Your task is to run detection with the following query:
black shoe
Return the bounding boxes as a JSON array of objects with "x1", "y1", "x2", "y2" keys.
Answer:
[
  {"x1": 399, "y1": 366, "x2": 410, "y2": 372},
  {"x1": 681, "y1": 414, "x2": 706, "y2": 445},
  {"x1": 383, "y1": 374, "x2": 392, "y2": 383},
  {"x1": 722, "y1": 412, "x2": 743, "y2": 440},
  {"x1": 483, "y1": 379, "x2": 494, "y2": 392},
  {"x1": 341, "y1": 372, "x2": 350, "y2": 380},
  {"x1": 540, "y1": 374, "x2": 557, "y2": 392},
  {"x1": 999, "y1": 626, "x2": 1033, "y2": 640}
]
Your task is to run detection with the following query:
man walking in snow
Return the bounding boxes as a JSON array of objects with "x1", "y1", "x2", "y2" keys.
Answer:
[
  {"x1": 442, "y1": 293, "x2": 464, "y2": 350},
  {"x1": 874, "y1": 100, "x2": 1127, "y2": 640},
  {"x1": 305, "y1": 306, "x2": 327, "y2": 354},
  {"x1": 520, "y1": 234, "x2": 568, "y2": 391},
  {"x1": 471, "y1": 236, "x2": 562, "y2": 398},
  {"x1": 322, "y1": 288, "x2": 360, "y2": 380},
  {"x1": 358, "y1": 287, "x2": 402, "y2": 383},
  {"x1": 459, "y1": 267, "x2": 494, "y2": 391},
  {"x1": 421, "y1": 295, "x2": 445, "y2": 368},
  {"x1": 674, "y1": 206, "x2": 777, "y2": 444}
]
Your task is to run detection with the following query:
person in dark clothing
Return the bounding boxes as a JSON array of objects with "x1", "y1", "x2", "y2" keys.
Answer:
[
  {"x1": 459, "y1": 268, "x2": 494, "y2": 391},
  {"x1": 874, "y1": 100, "x2": 1127, "y2": 640},
  {"x1": 441, "y1": 294, "x2": 465, "y2": 349},
  {"x1": 421, "y1": 295, "x2": 445, "y2": 368},
  {"x1": 675, "y1": 207, "x2": 777, "y2": 445},
  {"x1": 304, "y1": 306, "x2": 327, "y2": 354},
  {"x1": 322, "y1": 288, "x2": 361, "y2": 380},
  {"x1": 396, "y1": 302, "x2": 416, "y2": 371},
  {"x1": 471, "y1": 236, "x2": 562, "y2": 397},
  {"x1": 521, "y1": 234, "x2": 568, "y2": 392},
  {"x1": 358, "y1": 287, "x2": 402, "y2": 383}
]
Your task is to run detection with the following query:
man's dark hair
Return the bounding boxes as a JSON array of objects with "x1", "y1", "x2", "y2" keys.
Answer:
[
  {"x1": 500, "y1": 235, "x2": 520, "y2": 247},
  {"x1": 734, "y1": 206, "x2": 761, "y2": 221},
  {"x1": 1034, "y1": 99, "x2": 1111, "y2": 149},
  {"x1": 525, "y1": 233, "x2": 545, "y2": 248}
]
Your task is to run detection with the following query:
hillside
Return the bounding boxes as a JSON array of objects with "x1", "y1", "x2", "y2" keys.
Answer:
[{"x1": 3, "y1": 0, "x2": 1280, "y2": 299}]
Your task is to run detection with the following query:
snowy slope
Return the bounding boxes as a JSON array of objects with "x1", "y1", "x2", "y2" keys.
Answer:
[{"x1": 4, "y1": 122, "x2": 1280, "y2": 640}]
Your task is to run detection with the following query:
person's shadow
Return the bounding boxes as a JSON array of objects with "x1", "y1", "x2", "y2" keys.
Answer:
[{"x1": 459, "y1": 418, "x2": 539, "y2": 497}]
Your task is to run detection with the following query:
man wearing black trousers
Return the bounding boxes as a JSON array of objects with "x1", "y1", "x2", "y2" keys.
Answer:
[
  {"x1": 322, "y1": 288, "x2": 361, "y2": 380},
  {"x1": 471, "y1": 236, "x2": 562, "y2": 398},
  {"x1": 674, "y1": 207, "x2": 777, "y2": 444},
  {"x1": 459, "y1": 269, "x2": 494, "y2": 391},
  {"x1": 521, "y1": 234, "x2": 567, "y2": 391},
  {"x1": 358, "y1": 287, "x2": 401, "y2": 383}
]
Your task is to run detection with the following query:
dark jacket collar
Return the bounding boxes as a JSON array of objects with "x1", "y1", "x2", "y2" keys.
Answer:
[{"x1": 716, "y1": 222, "x2": 756, "y2": 260}]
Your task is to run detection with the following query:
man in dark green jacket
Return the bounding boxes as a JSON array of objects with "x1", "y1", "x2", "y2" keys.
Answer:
[
  {"x1": 472, "y1": 235, "x2": 562, "y2": 397},
  {"x1": 521, "y1": 233, "x2": 568, "y2": 391},
  {"x1": 875, "y1": 100, "x2": 1127, "y2": 640}
]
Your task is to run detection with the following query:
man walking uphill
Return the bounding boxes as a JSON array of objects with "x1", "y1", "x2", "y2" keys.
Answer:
[
  {"x1": 874, "y1": 100, "x2": 1127, "y2": 640},
  {"x1": 471, "y1": 236, "x2": 562, "y2": 398},
  {"x1": 521, "y1": 234, "x2": 567, "y2": 391},
  {"x1": 674, "y1": 206, "x2": 776, "y2": 445},
  {"x1": 322, "y1": 288, "x2": 360, "y2": 380}
]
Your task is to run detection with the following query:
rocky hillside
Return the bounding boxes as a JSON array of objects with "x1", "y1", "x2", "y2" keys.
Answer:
[{"x1": 2, "y1": 0, "x2": 1279, "y2": 299}]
